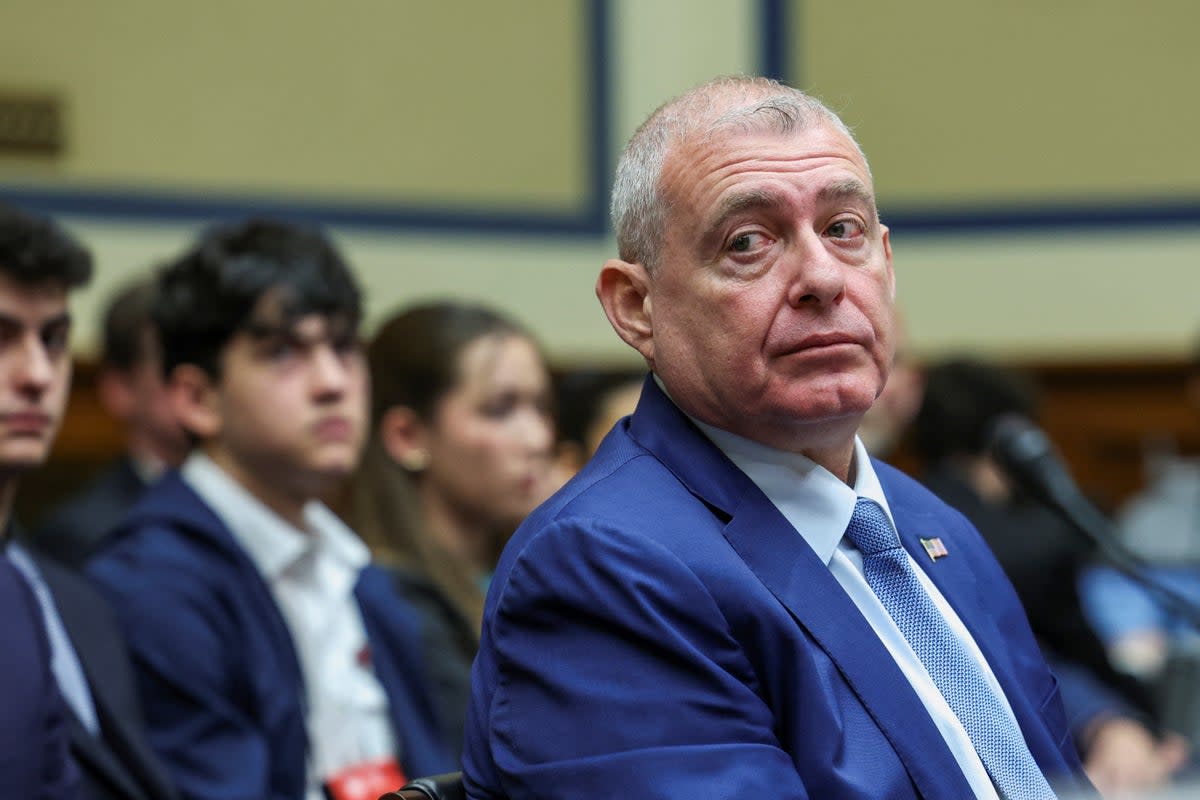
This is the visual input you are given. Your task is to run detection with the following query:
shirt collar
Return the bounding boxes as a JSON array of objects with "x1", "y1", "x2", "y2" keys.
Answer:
[
  {"x1": 690, "y1": 417, "x2": 892, "y2": 566},
  {"x1": 181, "y1": 452, "x2": 369, "y2": 581}
]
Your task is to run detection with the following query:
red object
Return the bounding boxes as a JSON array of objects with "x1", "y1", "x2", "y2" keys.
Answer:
[{"x1": 324, "y1": 756, "x2": 406, "y2": 800}]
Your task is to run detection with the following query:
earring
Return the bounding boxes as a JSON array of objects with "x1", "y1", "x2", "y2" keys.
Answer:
[{"x1": 400, "y1": 450, "x2": 430, "y2": 472}]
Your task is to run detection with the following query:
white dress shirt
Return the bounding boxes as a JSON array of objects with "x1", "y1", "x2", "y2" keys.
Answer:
[
  {"x1": 694, "y1": 420, "x2": 1030, "y2": 800},
  {"x1": 183, "y1": 453, "x2": 395, "y2": 800}
]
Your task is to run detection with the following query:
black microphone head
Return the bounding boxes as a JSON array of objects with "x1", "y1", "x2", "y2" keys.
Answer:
[
  {"x1": 987, "y1": 413, "x2": 1053, "y2": 472},
  {"x1": 986, "y1": 412, "x2": 1082, "y2": 510}
]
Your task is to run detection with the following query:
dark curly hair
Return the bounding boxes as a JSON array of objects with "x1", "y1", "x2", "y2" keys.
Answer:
[
  {"x1": 153, "y1": 217, "x2": 361, "y2": 379},
  {"x1": 0, "y1": 202, "x2": 92, "y2": 288},
  {"x1": 913, "y1": 358, "x2": 1039, "y2": 464}
]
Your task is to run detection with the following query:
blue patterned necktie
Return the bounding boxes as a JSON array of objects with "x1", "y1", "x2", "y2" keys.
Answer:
[{"x1": 844, "y1": 497, "x2": 1055, "y2": 800}]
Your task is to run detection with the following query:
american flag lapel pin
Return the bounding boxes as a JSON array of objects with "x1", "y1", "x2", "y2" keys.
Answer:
[{"x1": 920, "y1": 537, "x2": 949, "y2": 561}]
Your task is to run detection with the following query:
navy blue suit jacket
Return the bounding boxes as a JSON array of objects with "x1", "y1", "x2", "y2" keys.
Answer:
[
  {"x1": 26, "y1": 548, "x2": 178, "y2": 800},
  {"x1": 88, "y1": 473, "x2": 455, "y2": 800},
  {"x1": 0, "y1": 555, "x2": 79, "y2": 799},
  {"x1": 463, "y1": 378, "x2": 1092, "y2": 798}
]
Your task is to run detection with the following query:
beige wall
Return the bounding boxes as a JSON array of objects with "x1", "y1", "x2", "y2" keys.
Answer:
[
  {"x1": 801, "y1": 1, "x2": 1200, "y2": 204},
  {"x1": 3, "y1": 0, "x2": 1197, "y2": 364},
  {"x1": 0, "y1": 0, "x2": 587, "y2": 207}
]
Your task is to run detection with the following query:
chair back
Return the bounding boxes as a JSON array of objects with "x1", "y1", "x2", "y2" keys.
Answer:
[{"x1": 379, "y1": 771, "x2": 465, "y2": 800}]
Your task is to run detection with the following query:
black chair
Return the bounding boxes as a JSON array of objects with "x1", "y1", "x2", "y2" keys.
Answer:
[{"x1": 379, "y1": 771, "x2": 465, "y2": 800}]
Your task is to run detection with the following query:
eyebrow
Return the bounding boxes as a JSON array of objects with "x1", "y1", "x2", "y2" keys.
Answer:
[
  {"x1": 0, "y1": 311, "x2": 72, "y2": 330},
  {"x1": 700, "y1": 188, "x2": 787, "y2": 244},
  {"x1": 243, "y1": 316, "x2": 356, "y2": 346},
  {"x1": 818, "y1": 178, "x2": 879, "y2": 221}
]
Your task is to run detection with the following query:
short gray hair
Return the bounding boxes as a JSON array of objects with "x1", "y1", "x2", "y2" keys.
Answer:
[{"x1": 610, "y1": 76, "x2": 867, "y2": 272}]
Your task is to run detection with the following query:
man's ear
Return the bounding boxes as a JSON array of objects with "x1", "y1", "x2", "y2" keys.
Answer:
[
  {"x1": 881, "y1": 224, "x2": 896, "y2": 301},
  {"x1": 596, "y1": 259, "x2": 655, "y2": 367},
  {"x1": 379, "y1": 405, "x2": 431, "y2": 472},
  {"x1": 167, "y1": 365, "x2": 221, "y2": 441},
  {"x1": 96, "y1": 368, "x2": 136, "y2": 424}
]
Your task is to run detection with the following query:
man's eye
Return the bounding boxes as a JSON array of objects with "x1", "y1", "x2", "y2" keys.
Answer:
[
  {"x1": 728, "y1": 232, "x2": 767, "y2": 253},
  {"x1": 827, "y1": 219, "x2": 865, "y2": 239},
  {"x1": 43, "y1": 327, "x2": 70, "y2": 356},
  {"x1": 266, "y1": 342, "x2": 297, "y2": 361},
  {"x1": 332, "y1": 334, "x2": 360, "y2": 356}
]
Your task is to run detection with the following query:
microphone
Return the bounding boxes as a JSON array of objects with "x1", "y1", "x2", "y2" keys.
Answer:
[
  {"x1": 987, "y1": 414, "x2": 1092, "y2": 517},
  {"x1": 988, "y1": 413, "x2": 1200, "y2": 631}
]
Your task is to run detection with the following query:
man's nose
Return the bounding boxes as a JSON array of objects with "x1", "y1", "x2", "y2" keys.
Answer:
[
  {"x1": 516, "y1": 406, "x2": 555, "y2": 456},
  {"x1": 310, "y1": 345, "x2": 353, "y2": 395},
  {"x1": 16, "y1": 336, "x2": 55, "y2": 394},
  {"x1": 784, "y1": 236, "x2": 846, "y2": 308}
]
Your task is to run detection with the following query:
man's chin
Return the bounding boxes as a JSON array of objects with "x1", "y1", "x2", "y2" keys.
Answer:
[
  {"x1": 0, "y1": 445, "x2": 53, "y2": 474},
  {"x1": 303, "y1": 457, "x2": 359, "y2": 492}
]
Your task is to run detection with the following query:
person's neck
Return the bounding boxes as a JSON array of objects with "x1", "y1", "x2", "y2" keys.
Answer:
[
  {"x1": 202, "y1": 448, "x2": 312, "y2": 531},
  {"x1": 656, "y1": 374, "x2": 860, "y2": 484},
  {"x1": 127, "y1": 429, "x2": 187, "y2": 472},
  {"x1": 417, "y1": 482, "x2": 492, "y2": 576},
  {"x1": 0, "y1": 477, "x2": 18, "y2": 540},
  {"x1": 958, "y1": 454, "x2": 1012, "y2": 505}
]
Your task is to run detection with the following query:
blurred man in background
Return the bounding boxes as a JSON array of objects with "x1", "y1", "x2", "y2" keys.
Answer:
[
  {"x1": 36, "y1": 275, "x2": 188, "y2": 567},
  {"x1": 0, "y1": 202, "x2": 176, "y2": 800}
]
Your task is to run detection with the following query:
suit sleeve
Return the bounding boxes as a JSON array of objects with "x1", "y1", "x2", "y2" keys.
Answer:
[
  {"x1": 474, "y1": 517, "x2": 808, "y2": 799},
  {"x1": 89, "y1": 554, "x2": 282, "y2": 800}
]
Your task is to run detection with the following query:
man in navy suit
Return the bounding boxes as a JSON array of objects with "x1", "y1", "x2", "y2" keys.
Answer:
[
  {"x1": 462, "y1": 77, "x2": 1095, "y2": 798},
  {"x1": 0, "y1": 202, "x2": 91, "y2": 798},
  {"x1": 0, "y1": 560, "x2": 78, "y2": 799},
  {"x1": 0, "y1": 202, "x2": 177, "y2": 800}
]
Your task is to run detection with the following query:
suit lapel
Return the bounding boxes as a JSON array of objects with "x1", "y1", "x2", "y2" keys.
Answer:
[
  {"x1": 628, "y1": 380, "x2": 975, "y2": 798},
  {"x1": 31, "y1": 557, "x2": 157, "y2": 800},
  {"x1": 64, "y1": 707, "x2": 151, "y2": 800}
]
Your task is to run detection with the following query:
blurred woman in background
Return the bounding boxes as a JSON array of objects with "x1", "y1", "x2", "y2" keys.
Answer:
[{"x1": 345, "y1": 301, "x2": 557, "y2": 757}]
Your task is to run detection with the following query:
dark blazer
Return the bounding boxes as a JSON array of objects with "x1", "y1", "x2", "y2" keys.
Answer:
[
  {"x1": 463, "y1": 377, "x2": 1093, "y2": 798},
  {"x1": 35, "y1": 457, "x2": 148, "y2": 568},
  {"x1": 0, "y1": 554, "x2": 79, "y2": 799},
  {"x1": 88, "y1": 473, "x2": 456, "y2": 800},
  {"x1": 388, "y1": 567, "x2": 478, "y2": 760},
  {"x1": 26, "y1": 548, "x2": 178, "y2": 800}
]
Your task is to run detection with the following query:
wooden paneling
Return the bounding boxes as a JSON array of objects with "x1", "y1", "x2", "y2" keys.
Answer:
[{"x1": 1030, "y1": 359, "x2": 1199, "y2": 511}]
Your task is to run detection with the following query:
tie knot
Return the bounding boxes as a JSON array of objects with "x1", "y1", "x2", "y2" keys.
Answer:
[{"x1": 844, "y1": 497, "x2": 900, "y2": 556}]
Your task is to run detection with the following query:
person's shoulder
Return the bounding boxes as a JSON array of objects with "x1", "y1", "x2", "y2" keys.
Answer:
[
  {"x1": 550, "y1": 423, "x2": 703, "y2": 522},
  {"x1": 24, "y1": 546, "x2": 108, "y2": 605},
  {"x1": 89, "y1": 473, "x2": 239, "y2": 597},
  {"x1": 1119, "y1": 457, "x2": 1200, "y2": 523},
  {"x1": 489, "y1": 436, "x2": 731, "y2": 612}
]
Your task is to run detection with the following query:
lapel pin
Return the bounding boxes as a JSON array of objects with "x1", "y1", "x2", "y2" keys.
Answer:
[{"x1": 920, "y1": 537, "x2": 949, "y2": 561}]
